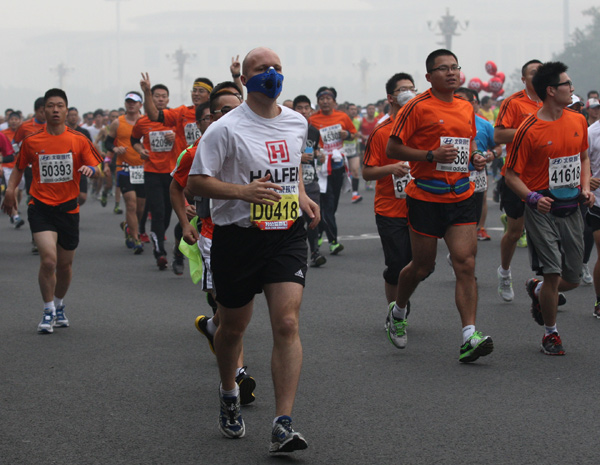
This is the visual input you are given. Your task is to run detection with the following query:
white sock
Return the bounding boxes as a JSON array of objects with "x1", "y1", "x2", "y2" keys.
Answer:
[
  {"x1": 545, "y1": 325, "x2": 557, "y2": 336},
  {"x1": 13, "y1": 214, "x2": 20, "y2": 221},
  {"x1": 352, "y1": 191, "x2": 358, "y2": 196},
  {"x1": 392, "y1": 303, "x2": 407, "y2": 320},
  {"x1": 462, "y1": 325, "x2": 476, "y2": 344},
  {"x1": 220, "y1": 384, "x2": 239, "y2": 398},
  {"x1": 498, "y1": 266, "x2": 511, "y2": 277},
  {"x1": 206, "y1": 318, "x2": 217, "y2": 336},
  {"x1": 53, "y1": 296, "x2": 64, "y2": 309},
  {"x1": 44, "y1": 302, "x2": 56, "y2": 315},
  {"x1": 535, "y1": 281, "x2": 543, "y2": 297}
]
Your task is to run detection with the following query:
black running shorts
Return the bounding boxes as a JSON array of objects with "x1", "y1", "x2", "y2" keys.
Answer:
[
  {"x1": 407, "y1": 195, "x2": 477, "y2": 238},
  {"x1": 28, "y1": 203, "x2": 80, "y2": 250}
]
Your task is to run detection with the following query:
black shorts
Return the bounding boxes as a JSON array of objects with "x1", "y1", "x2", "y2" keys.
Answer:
[
  {"x1": 586, "y1": 205, "x2": 600, "y2": 232},
  {"x1": 79, "y1": 174, "x2": 88, "y2": 194},
  {"x1": 211, "y1": 218, "x2": 308, "y2": 308},
  {"x1": 499, "y1": 176, "x2": 524, "y2": 219},
  {"x1": 407, "y1": 195, "x2": 477, "y2": 238},
  {"x1": 28, "y1": 203, "x2": 80, "y2": 250},
  {"x1": 375, "y1": 214, "x2": 412, "y2": 285},
  {"x1": 473, "y1": 191, "x2": 485, "y2": 223},
  {"x1": 117, "y1": 172, "x2": 146, "y2": 198}
]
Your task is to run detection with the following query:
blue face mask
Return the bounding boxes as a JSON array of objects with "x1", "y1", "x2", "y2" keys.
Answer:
[{"x1": 245, "y1": 67, "x2": 284, "y2": 99}]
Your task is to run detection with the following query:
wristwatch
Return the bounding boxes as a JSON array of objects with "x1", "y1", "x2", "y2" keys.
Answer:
[{"x1": 426, "y1": 151, "x2": 434, "y2": 163}]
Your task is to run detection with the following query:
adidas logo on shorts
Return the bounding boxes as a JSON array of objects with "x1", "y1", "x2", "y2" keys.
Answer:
[{"x1": 294, "y1": 269, "x2": 304, "y2": 278}]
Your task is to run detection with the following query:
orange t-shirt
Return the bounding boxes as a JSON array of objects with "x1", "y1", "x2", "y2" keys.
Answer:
[
  {"x1": 1, "y1": 128, "x2": 17, "y2": 168},
  {"x1": 309, "y1": 110, "x2": 357, "y2": 154},
  {"x1": 389, "y1": 89, "x2": 476, "y2": 203},
  {"x1": 13, "y1": 118, "x2": 45, "y2": 144},
  {"x1": 363, "y1": 115, "x2": 408, "y2": 218},
  {"x1": 505, "y1": 109, "x2": 588, "y2": 192},
  {"x1": 163, "y1": 105, "x2": 200, "y2": 157},
  {"x1": 17, "y1": 127, "x2": 103, "y2": 212},
  {"x1": 495, "y1": 90, "x2": 543, "y2": 175},
  {"x1": 131, "y1": 116, "x2": 177, "y2": 173},
  {"x1": 115, "y1": 115, "x2": 143, "y2": 171}
]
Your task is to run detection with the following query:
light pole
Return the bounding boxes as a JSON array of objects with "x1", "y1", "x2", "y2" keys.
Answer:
[
  {"x1": 106, "y1": 0, "x2": 128, "y2": 97},
  {"x1": 428, "y1": 8, "x2": 469, "y2": 50},
  {"x1": 166, "y1": 46, "x2": 196, "y2": 105},
  {"x1": 354, "y1": 57, "x2": 375, "y2": 103},
  {"x1": 50, "y1": 63, "x2": 74, "y2": 89}
]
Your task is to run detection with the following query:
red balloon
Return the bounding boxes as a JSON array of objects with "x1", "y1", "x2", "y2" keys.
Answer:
[
  {"x1": 459, "y1": 71, "x2": 466, "y2": 86},
  {"x1": 492, "y1": 89, "x2": 505, "y2": 99},
  {"x1": 481, "y1": 81, "x2": 490, "y2": 92},
  {"x1": 468, "y1": 77, "x2": 482, "y2": 92},
  {"x1": 485, "y1": 61, "x2": 497, "y2": 76},
  {"x1": 495, "y1": 71, "x2": 506, "y2": 83},
  {"x1": 489, "y1": 76, "x2": 503, "y2": 93}
]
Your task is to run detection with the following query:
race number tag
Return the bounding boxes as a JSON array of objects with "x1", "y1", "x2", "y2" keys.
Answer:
[
  {"x1": 469, "y1": 169, "x2": 487, "y2": 193},
  {"x1": 392, "y1": 172, "x2": 413, "y2": 199},
  {"x1": 149, "y1": 131, "x2": 174, "y2": 152},
  {"x1": 343, "y1": 140, "x2": 357, "y2": 157},
  {"x1": 302, "y1": 164, "x2": 316, "y2": 184},
  {"x1": 39, "y1": 152, "x2": 73, "y2": 183},
  {"x1": 549, "y1": 155, "x2": 581, "y2": 189},
  {"x1": 320, "y1": 124, "x2": 343, "y2": 154},
  {"x1": 129, "y1": 164, "x2": 144, "y2": 184},
  {"x1": 184, "y1": 122, "x2": 201, "y2": 146},
  {"x1": 251, "y1": 182, "x2": 299, "y2": 230},
  {"x1": 436, "y1": 137, "x2": 470, "y2": 173}
]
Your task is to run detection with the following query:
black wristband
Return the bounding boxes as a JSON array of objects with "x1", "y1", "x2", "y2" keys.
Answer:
[{"x1": 231, "y1": 73, "x2": 241, "y2": 78}]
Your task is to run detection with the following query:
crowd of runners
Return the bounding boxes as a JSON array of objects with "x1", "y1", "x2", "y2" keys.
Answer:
[{"x1": 2, "y1": 46, "x2": 600, "y2": 454}]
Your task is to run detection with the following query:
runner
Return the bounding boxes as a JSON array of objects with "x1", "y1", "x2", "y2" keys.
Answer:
[
  {"x1": 1, "y1": 112, "x2": 24, "y2": 227},
  {"x1": 187, "y1": 47, "x2": 317, "y2": 453},
  {"x1": 131, "y1": 83, "x2": 177, "y2": 269},
  {"x1": 1, "y1": 88, "x2": 103, "y2": 334},
  {"x1": 65, "y1": 107, "x2": 93, "y2": 207},
  {"x1": 385, "y1": 49, "x2": 493, "y2": 363},
  {"x1": 105, "y1": 92, "x2": 145, "y2": 254},
  {"x1": 504, "y1": 61, "x2": 593, "y2": 355},
  {"x1": 97, "y1": 109, "x2": 120, "y2": 210},
  {"x1": 362, "y1": 73, "x2": 415, "y2": 309},
  {"x1": 309, "y1": 86, "x2": 357, "y2": 255},
  {"x1": 494, "y1": 59, "x2": 543, "y2": 302}
]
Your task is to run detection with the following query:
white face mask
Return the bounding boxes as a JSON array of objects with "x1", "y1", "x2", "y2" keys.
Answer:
[{"x1": 397, "y1": 91, "x2": 416, "y2": 107}]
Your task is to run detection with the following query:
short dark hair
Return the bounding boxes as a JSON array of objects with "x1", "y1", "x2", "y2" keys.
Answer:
[
  {"x1": 211, "y1": 81, "x2": 241, "y2": 96},
  {"x1": 521, "y1": 59, "x2": 542, "y2": 77},
  {"x1": 481, "y1": 96, "x2": 491, "y2": 106},
  {"x1": 316, "y1": 86, "x2": 337, "y2": 101},
  {"x1": 194, "y1": 77, "x2": 214, "y2": 89},
  {"x1": 454, "y1": 87, "x2": 476, "y2": 103},
  {"x1": 44, "y1": 89, "x2": 68, "y2": 106},
  {"x1": 532, "y1": 61, "x2": 568, "y2": 102},
  {"x1": 588, "y1": 90, "x2": 599, "y2": 98},
  {"x1": 426, "y1": 49, "x2": 457, "y2": 72},
  {"x1": 195, "y1": 102, "x2": 210, "y2": 122},
  {"x1": 209, "y1": 81, "x2": 242, "y2": 114},
  {"x1": 385, "y1": 73, "x2": 415, "y2": 95},
  {"x1": 34, "y1": 97, "x2": 45, "y2": 111},
  {"x1": 67, "y1": 107, "x2": 78, "y2": 113},
  {"x1": 8, "y1": 111, "x2": 21, "y2": 120},
  {"x1": 93, "y1": 109, "x2": 104, "y2": 118},
  {"x1": 151, "y1": 84, "x2": 169, "y2": 96},
  {"x1": 293, "y1": 95, "x2": 311, "y2": 109}
]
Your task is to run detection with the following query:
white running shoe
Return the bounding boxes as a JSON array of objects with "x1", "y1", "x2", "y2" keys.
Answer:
[{"x1": 497, "y1": 267, "x2": 514, "y2": 302}]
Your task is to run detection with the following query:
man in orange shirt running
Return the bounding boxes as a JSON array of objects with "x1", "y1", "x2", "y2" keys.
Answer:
[
  {"x1": 1, "y1": 88, "x2": 103, "y2": 334},
  {"x1": 505, "y1": 61, "x2": 594, "y2": 355},
  {"x1": 386, "y1": 49, "x2": 493, "y2": 363}
]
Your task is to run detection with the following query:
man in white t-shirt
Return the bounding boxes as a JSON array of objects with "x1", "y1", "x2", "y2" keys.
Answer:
[{"x1": 187, "y1": 47, "x2": 318, "y2": 454}]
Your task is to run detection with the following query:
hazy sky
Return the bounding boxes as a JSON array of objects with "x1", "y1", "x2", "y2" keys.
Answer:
[{"x1": 1, "y1": 0, "x2": 597, "y2": 114}]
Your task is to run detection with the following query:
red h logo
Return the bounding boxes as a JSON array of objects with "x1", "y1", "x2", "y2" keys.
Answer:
[{"x1": 266, "y1": 140, "x2": 290, "y2": 164}]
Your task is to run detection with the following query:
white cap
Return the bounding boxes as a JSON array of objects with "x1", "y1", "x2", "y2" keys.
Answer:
[
  {"x1": 125, "y1": 92, "x2": 143, "y2": 103},
  {"x1": 586, "y1": 98, "x2": 600, "y2": 109},
  {"x1": 568, "y1": 94, "x2": 581, "y2": 108}
]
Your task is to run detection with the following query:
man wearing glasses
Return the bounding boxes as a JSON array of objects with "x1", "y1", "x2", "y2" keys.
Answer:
[
  {"x1": 505, "y1": 62, "x2": 593, "y2": 355},
  {"x1": 386, "y1": 49, "x2": 493, "y2": 363}
]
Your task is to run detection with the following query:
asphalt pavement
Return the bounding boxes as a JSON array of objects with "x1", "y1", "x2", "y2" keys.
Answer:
[{"x1": 2, "y1": 188, "x2": 600, "y2": 465}]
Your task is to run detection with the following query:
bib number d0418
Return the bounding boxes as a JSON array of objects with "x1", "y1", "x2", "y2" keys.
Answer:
[{"x1": 251, "y1": 183, "x2": 299, "y2": 230}]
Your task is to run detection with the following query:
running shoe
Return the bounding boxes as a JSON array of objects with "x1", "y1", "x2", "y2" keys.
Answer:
[
  {"x1": 385, "y1": 302, "x2": 408, "y2": 349},
  {"x1": 500, "y1": 213, "x2": 508, "y2": 233},
  {"x1": 477, "y1": 227, "x2": 491, "y2": 241},
  {"x1": 351, "y1": 194, "x2": 363, "y2": 204},
  {"x1": 497, "y1": 267, "x2": 514, "y2": 302},
  {"x1": 329, "y1": 241, "x2": 344, "y2": 255},
  {"x1": 269, "y1": 416, "x2": 308, "y2": 454},
  {"x1": 526, "y1": 278, "x2": 544, "y2": 326},
  {"x1": 309, "y1": 251, "x2": 326, "y2": 268},
  {"x1": 459, "y1": 331, "x2": 494, "y2": 363},
  {"x1": 594, "y1": 302, "x2": 600, "y2": 319},
  {"x1": 156, "y1": 255, "x2": 168, "y2": 270},
  {"x1": 317, "y1": 233, "x2": 323, "y2": 247},
  {"x1": 235, "y1": 366, "x2": 256, "y2": 405},
  {"x1": 14, "y1": 218, "x2": 25, "y2": 229},
  {"x1": 517, "y1": 230, "x2": 528, "y2": 248},
  {"x1": 582, "y1": 263, "x2": 593, "y2": 285},
  {"x1": 125, "y1": 235, "x2": 135, "y2": 249},
  {"x1": 100, "y1": 192, "x2": 107, "y2": 207},
  {"x1": 133, "y1": 239, "x2": 144, "y2": 255},
  {"x1": 139, "y1": 232, "x2": 150, "y2": 243},
  {"x1": 195, "y1": 315, "x2": 215, "y2": 354},
  {"x1": 172, "y1": 256, "x2": 184, "y2": 275},
  {"x1": 37, "y1": 310, "x2": 55, "y2": 334},
  {"x1": 54, "y1": 306, "x2": 69, "y2": 327},
  {"x1": 31, "y1": 242, "x2": 38, "y2": 255},
  {"x1": 114, "y1": 204, "x2": 123, "y2": 214},
  {"x1": 218, "y1": 390, "x2": 245, "y2": 439},
  {"x1": 540, "y1": 332, "x2": 565, "y2": 355}
]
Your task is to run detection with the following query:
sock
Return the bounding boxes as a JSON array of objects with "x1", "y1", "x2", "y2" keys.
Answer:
[
  {"x1": 206, "y1": 318, "x2": 217, "y2": 336},
  {"x1": 44, "y1": 302, "x2": 56, "y2": 315},
  {"x1": 273, "y1": 415, "x2": 290, "y2": 427},
  {"x1": 53, "y1": 296, "x2": 64, "y2": 309},
  {"x1": 392, "y1": 303, "x2": 407, "y2": 320},
  {"x1": 352, "y1": 177, "x2": 359, "y2": 192},
  {"x1": 462, "y1": 325, "x2": 475, "y2": 344},
  {"x1": 535, "y1": 281, "x2": 543, "y2": 297},
  {"x1": 235, "y1": 367, "x2": 245, "y2": 377},
  {"x1": 545, "y1": 325, "x2": 557, "y2": 336},
  {"x1": 352, "y1": 191, "x2": 358, "y2": 196},
  {"x1": 13, "y1": 214, "x2": 20, "y2": 221},
  {"x1": 498, "y1": 266, "x2": 511, "y2": 277},
  {"x1": 220, "y1": 384, "x2": 239, "y2": 398}
]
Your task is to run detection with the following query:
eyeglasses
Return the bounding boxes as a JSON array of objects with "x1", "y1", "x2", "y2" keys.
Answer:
[
  {"x1": 212, "y1": 106, "x2": 234, "y2": 115},
  {"x1": 393, "y1": 86, "x2": 417, "y2": 94},
  {"x1": 552, "y1": 80, "x2": 573, "y2": 88},
  {"x1": 429, "y1": 65, "x2": 461, "y2": 73}
]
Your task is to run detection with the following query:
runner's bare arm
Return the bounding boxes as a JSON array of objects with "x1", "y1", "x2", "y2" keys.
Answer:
[
  {"x1": 140, "y1": 72, "x2": 159, "y2": 121},
  {"x1": 362, "y1": 162, "x2": 409, "y2": 181},
  {"x1": 297, "y1": 167, "x2": 320, "y2": 229},
  {"x1": 230, "y1": 55, "x2": 244, "y2": 101},
  {"x1": 505, "y1": 167, "x2": 553, "y2": 214},
  {"x1": 187, "y1": 173, "x2": 282, "y2": 205},
  {"x1": 170, "y1": 178, "x2": 199, "y2": 244},
  {"x1": 494, "y1": 126, "x2": 516, "y2": 145},
  {"x1": 580, "y1": 149, "x2": 595, "y2": 207},
  {"x1": 386, "y1": 136, "x2": 457, "y2": 163}
]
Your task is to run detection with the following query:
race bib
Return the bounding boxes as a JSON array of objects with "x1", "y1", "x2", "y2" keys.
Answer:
[
  {"x1": 149, "y1": 131, "x2": 174, "y2": 153},
  {"x1": 184, "y1": 122, "x2": 201, "y2": 146},
  {"x1": 39, "y1": 153, "x2": 73, "y2": 183},
  {"x1": 549, "y1": 155, "x2": 581, "y2": 190},
  {"x1": 469, "y1": 169, "x2": 487, "y2": 193},
  {"x1": 436, "y1": 137, "x2": 470, "y2": 173},
  {"x1": 129, "y1": 164, "x2": 144, "y2": 184},
  {"x1": 392, "y1": 172, "x2": 412, "y2": 199},
  {"x1": 343, "y1": 140, "x2": 357, "y2": 157},
  {"x1": 251, "y1": 182, "x2": 299, "y2": 230},
  {"x1": 302, "y1": 163, "x2": 316, "y2": 184},
  {"x1": 320, "y1": 124, "x2": 343, "y2": 154}
]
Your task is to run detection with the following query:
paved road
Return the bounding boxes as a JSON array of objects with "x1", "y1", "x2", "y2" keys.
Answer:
[{"x1": 2, "y1": 190, "x2": 600, "y2": 464}]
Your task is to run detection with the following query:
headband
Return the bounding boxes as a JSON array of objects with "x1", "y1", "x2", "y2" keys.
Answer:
[{"x1": 194, "y1": 82, "x2": 213, "y2": 92}]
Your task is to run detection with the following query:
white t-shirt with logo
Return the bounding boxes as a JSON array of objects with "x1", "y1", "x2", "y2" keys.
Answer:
[{"x1": 190, "y1": 102, "x2": 308, "y2": 228}]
